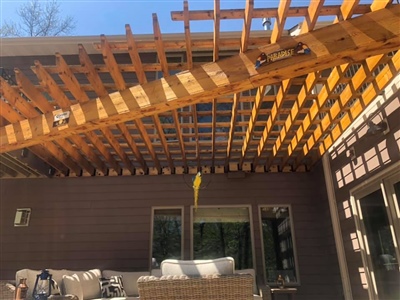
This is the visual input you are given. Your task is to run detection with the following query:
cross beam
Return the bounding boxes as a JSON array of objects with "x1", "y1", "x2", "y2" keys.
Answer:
[{"x1": 0, "y1": 6, "x2": 399, "y2": 153}]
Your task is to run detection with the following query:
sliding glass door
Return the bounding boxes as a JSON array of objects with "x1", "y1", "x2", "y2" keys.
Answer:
[{"x1": 353, "y1": 171, "x2": 400, "y2": 300}]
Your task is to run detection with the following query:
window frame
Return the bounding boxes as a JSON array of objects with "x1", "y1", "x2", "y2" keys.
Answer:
[
  {"x1": 149, "y1": 206, "x2": 184, "y2": 270},
  {"x1": 189, "y1": 204, "x2": 256, "y2": 270},
  {"x1": 258, "y1": 204, "x2": 301, "y2": 286},
  {"x1": 350, "y1": 161, "x2": 400, "y2": 300}
]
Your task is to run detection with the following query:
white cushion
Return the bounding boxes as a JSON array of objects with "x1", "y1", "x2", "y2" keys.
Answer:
[
  {"x1": 235, "y1": 268, "x2": 258, "y2": 295},
  {"x1": 75, "y1": 269, "x2": 101, "y2": 300},
  {"x1": 102, "y1": 270, "x2": 150, "y2": 297},
  {"x1": 161, "y1": 257, "x2": 234, "y2": 276},
  {"x1": 63, "y1": 274, "x2": 83, "y2": 300},
  {"x1": 62, "y1": 270, "x2": 101, "y2": 300}
]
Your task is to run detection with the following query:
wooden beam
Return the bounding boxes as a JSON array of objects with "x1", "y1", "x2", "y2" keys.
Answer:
[
  {"x1": 116, "y1": 123, "x2": 148, "y2": 171},
  {"x1": 300, "y1": 0, "x2": 325, "y2": 34},
  {"x1": 241, "y1": 0, "x2": 254, "y2": 52},
  {"x1": 1, "y1": 77, "x2": 90, "y2": 176},
  {"x1": 285, "y1": 64, "x2": 350, "y2": 159},
  {"x1": 153, "y1": 12, "x2": 187, "y2": 168},
  {"x1": 172, "y1": 109, "x2": 187, "y2": 168},
  {"x1": 153, "y1": 13, "x2": 169, "y2": 77},
  {"x1": 317, "y1": 51, "x2": 399, "y2": 159},
  {"x1": 240, "y1": 86, "x2": 265, "y2": 166},
  {"x1": 100, "y1": 126, "x2": 134, "y2": 174},
  {"x1": 125, "y1": 24, "x2": 147, "y2": 84},
  {"x1": 1, "y1": 7, "x2": 399, "y2": 152},
  {"x1": 297, "y1": 54, "x2": 389, "y2": 168},
  {"x1": 78, "y1": 44, "x2": 139, "y2": 173},
  {"x1": 0, "y1": 99, "x2": 79, "y2": 175},
  {"x1": 85, "y1": 130, "x2": 121, "y2": 175},
  {"x1": 270, "y1": 0, "x2": 292, "y2": 44},
  {"x1": 211, "y1": 98, "x2": 217, "y2": 167},
  {"x1": 78, "y1": 44, "x2": 108, "y2": 96},
  {"x1": 55, "y1": 53, "x2": 110, "y2": 175},
  {"x1": 126, "y1": 25, "x2": 172, "y2": 170},
  {"x1": 103, "y1": 35, "x2": 158, "y2": 172},
  {"x1": 15, "y1": 68, "x2": 55, "y2": 113},
  {"x1": 134, "y1": 119, "x2": 161, "y2": 171},
  {"x1": 268, "y1": 72, "x2": 320, "y2": 167},
  {"x1": 33, "y1": 60, "x2": 72, "y2": 108},
  {"x1": 171, "y1": 5, "x2": 371, "y2": 21},
  {"x1": 253, "y1": 79, "x2": 292, "y2": 167},
  {"x1": 226, "y1": 93, "x2": 240, "y2": 166},
  {"x1": 183, "y1": 0, "x2": 193, "y2": 70},
  {"x1": 0, "y1": 100, "x2": 68, "y2": 175},
  {"x1": 56, "y1": 52, "x2": 89, "y2": 102},
  {"x1": 37, "y1": 57, "x2": 111, "y2": 175},
  {"x1": 17, "y1": 65, "x2": 107, "y2": 175},
  {"x1": 371, "y1": 0, "x2": 392, "y2": 11},
  {"x1": 213, "y1": 0, "x2": 220, "y2": 62},
  {"x1": 292, "y1": 0, "x2": 387, "y2": 169}
]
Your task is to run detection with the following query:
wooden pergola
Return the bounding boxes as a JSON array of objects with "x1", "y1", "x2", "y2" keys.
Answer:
[{"x1": 0, "y1": 0, "x2": 399, "y2": 178}]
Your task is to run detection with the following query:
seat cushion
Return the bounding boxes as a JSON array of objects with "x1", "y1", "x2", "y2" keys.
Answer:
[
  {"x1": 63, "y1": 274, "x2": 83, "y2": 300},
  {"x1": 62, "y1": 270, "x2": 101, "y2": 300},
  {"x1": 161, "y1": 257, "x2": 234, "y2": 276},
  {"x1": 102, "y1": 270, "x2": 150, "y2": 297}
]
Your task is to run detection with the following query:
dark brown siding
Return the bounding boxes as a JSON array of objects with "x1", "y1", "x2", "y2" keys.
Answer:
[
  {"x1": 1, "y1": 164, "x2": 341, "y2": 300},
  {"x1": 328, "y1": 91, "x2": 400, "y2": 300}
]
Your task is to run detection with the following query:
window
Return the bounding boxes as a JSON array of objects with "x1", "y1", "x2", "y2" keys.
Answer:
[
  {"x1": 259, "y1": 206, "x2": 299, "y2": 285},
  {"x1": 151, "y1": 208, "x2": 183, "y2": 269},
  {"x1": 192, "y1": 206, "x2": 253, "y2": 270},
  {"x1": 14, "y1": 208, "x2": 31, "y2": 227}
]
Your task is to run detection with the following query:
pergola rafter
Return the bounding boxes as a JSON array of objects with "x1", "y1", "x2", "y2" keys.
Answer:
[{"x1": 0, "y1": 2, "x2": 398, "y2": 178}]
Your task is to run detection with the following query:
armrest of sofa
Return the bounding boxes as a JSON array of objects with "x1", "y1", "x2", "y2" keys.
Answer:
[{"x1": 138, "y1": 273, "x2": 255, "y2": 300}]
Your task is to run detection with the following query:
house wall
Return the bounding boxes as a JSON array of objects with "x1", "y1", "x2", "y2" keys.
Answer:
[
  {"x1": 328, "y1": 86, "x2": 400, "y2": 300},
  {"x1": 0, "y1": 164, "x2": 341, "y2": 300}
]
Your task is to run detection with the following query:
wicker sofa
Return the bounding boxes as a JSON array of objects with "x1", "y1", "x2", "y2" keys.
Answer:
[
  {"x1": 137, "y1": 257, "x2": 270, "y2": 300},
  {"x1": 138, "y1": 273, "x2": 257, "y2": 300}
]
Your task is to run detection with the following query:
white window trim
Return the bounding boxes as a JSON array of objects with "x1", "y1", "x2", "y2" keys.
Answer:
[
  {"x1": 149, "y1": 206, "x2": 184, "y2": 270},
  {"x1": 258, "y1": 204, "x2": 300, "y2": 286},
  {"x1": 349, "y1": 161, "x2": 400, "y2": 300},
  {"x1": 190, "y1": 204, "x2": 256, "y2": 272}
]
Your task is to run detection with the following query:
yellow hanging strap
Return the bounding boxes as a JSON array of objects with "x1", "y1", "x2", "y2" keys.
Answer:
[{"x1": 192, "y1": 172, "x2": 202, "y2": 210}]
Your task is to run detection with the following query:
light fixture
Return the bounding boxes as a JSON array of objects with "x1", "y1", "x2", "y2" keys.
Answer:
[
  {"x1": 367, "y1": 118, "x2": 389, "y2": 135},
  {"x1": 33, "y1": 270, "x2": 52, "y2": 300}
]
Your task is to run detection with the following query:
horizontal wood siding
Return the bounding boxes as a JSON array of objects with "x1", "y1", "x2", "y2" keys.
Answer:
[
  {"x1": 328, "y1": 92, "x2": 400, "y2": 300},
  {"x1": 0, "y1": 165, "x2": 340, "y2": 300}
]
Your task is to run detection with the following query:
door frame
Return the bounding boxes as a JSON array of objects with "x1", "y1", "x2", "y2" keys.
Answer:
[{"x1": 350, "y1": 161, "x2": 400, "y2": 300}]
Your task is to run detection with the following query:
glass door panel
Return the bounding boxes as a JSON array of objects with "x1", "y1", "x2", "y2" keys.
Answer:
[{"x1": 359, "y1": 189, "x2": 399, "y2": 300}]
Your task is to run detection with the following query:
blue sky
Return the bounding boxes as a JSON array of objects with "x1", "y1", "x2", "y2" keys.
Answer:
[{"x1": 0, "y1": 0, "x2": 373, "y2": 36}]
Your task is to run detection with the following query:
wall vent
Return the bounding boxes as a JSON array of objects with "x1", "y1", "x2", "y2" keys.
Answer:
[{"x1": 14, "y1": 208, "x2": 31, "y2": 227}]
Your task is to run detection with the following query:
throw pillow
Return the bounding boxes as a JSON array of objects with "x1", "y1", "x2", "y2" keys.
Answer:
[{"x1": 99, "y1": 276, "x2": 127, "y2": 298}]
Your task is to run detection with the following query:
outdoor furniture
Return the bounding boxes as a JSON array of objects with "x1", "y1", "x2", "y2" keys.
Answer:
[
  {"x1": 138, "y1": 257, "x2": 270, "y2": 300},
  {"x1": 270, "y1": 287, "x2": 297, "y2": 300},
  {"x1": 138, "y1": 273, "x2": 256, "y2": 300},
  {"x1": 0, "y1": 280, "x2": 15, "y2": 300}
]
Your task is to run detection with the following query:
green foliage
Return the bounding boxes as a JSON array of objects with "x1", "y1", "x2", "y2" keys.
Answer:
[
  {"x1": 193, "y1": 221, "x2": 253, "y2": 269},
  {"x1": 152, "y1": 215, "x2": 182, "y2": 265}
]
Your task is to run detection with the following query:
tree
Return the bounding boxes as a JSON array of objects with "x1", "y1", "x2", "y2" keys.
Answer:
[{"x1": 0, "y1": 0, "x2": 75, "y2": 37}]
